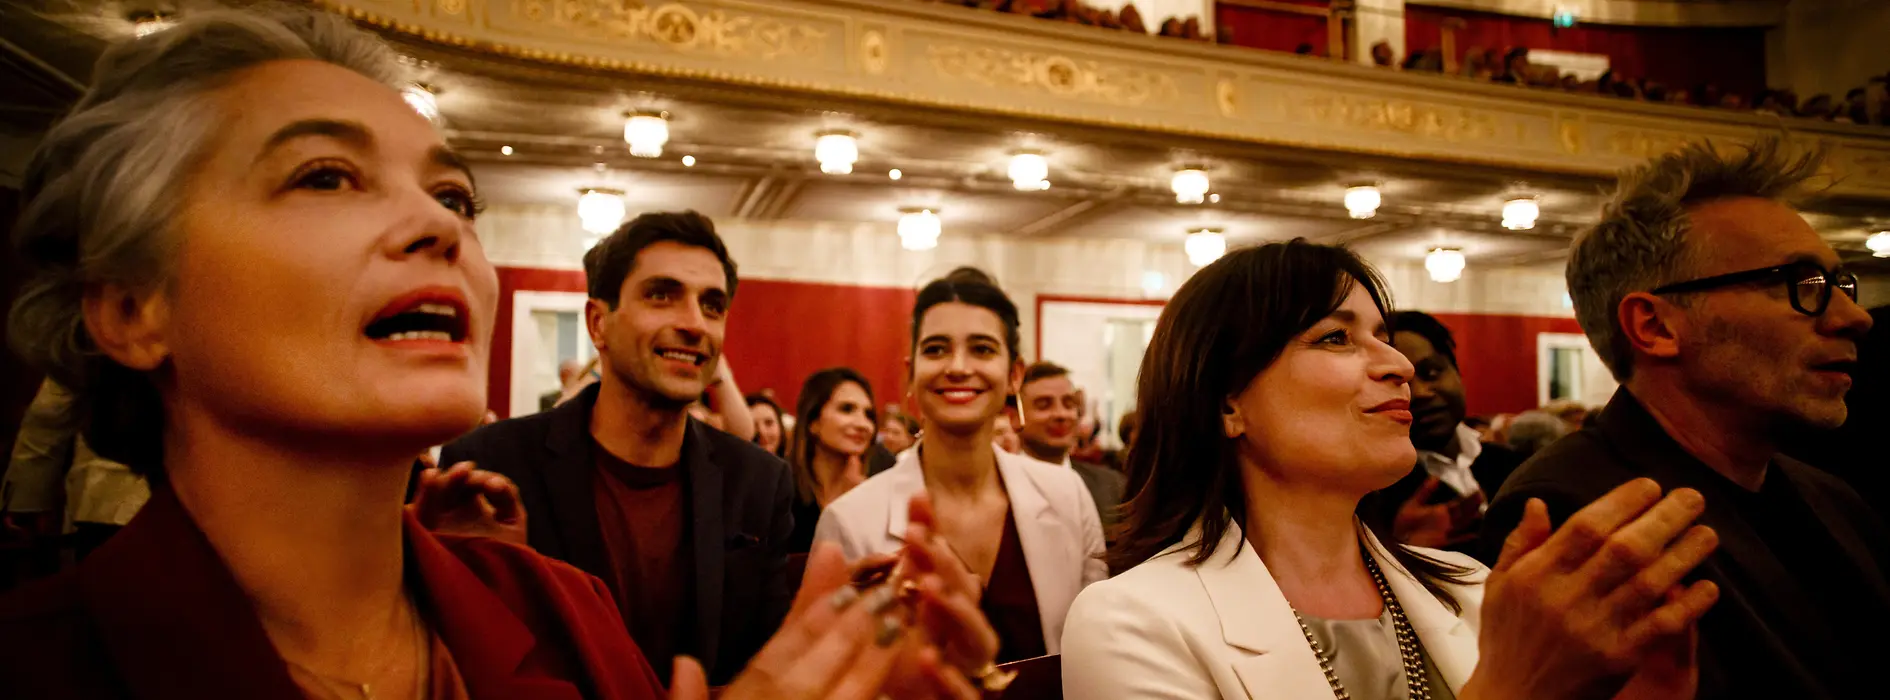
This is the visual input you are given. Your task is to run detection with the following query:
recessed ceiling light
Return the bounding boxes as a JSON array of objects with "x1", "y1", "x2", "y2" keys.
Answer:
[
  {"x1": 1208, "y1": 193, "x2": 1221, "y2": 204},
  {"x1": 500, "y1": 145, "x2": 514, "y2": 156},
  {"x1": 681, "y1": 155, "x2": 696, "y2": 167},
  {"x1": 888, "y1": 169, "x2": 903, "y2": 181}
]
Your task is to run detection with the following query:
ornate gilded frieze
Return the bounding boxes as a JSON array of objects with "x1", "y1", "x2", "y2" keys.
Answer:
[{"x1": 314, "y1": 0, "x2": 1890, "y2": 195}]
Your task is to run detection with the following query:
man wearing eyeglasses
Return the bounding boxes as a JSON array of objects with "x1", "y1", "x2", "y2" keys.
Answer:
[{"x1": 1484, "y1": 137, "x2": 1884, "y2": 700}]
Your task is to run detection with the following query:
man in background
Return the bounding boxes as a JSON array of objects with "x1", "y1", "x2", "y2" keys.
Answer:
[
  {"x1": 539, "y1": 359, "x2": 584, "y2": 412},
  {"x1": 1016, "y1": 362, "x2": 1125, "y2": 531}
]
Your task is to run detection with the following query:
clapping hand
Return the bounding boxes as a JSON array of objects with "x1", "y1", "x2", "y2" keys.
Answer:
[
  {"x1": 408, "y1": 462, "x2": 528, "y2": 547},
  {"x1": 1465, "y1": 479, "x2": 1719, "y2": 700}
]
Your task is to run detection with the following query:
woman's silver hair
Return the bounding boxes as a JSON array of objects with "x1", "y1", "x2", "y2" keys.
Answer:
[
  {"x1": 1565, "y1": 136, "x2": 1825, "y2": 382},
  {"x1": 7, "y1": 5, "x2": 409, "y2": 476}
]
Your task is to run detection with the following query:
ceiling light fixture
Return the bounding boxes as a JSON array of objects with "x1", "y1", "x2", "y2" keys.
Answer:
[
  {"x1": 1426, "y1": 247, "x2": 1466, "y2": 283},
  {"x1": 1345, "y1": 185, "x2": 1382, "y2": 219},
  {"x1": 129, "y1": 11, "x2": 174, "y2": 37},
  {"x1": 623, "y1": 110, "x2": 669, "y2": 158},
  {"x1": 1172, "y1": 166, "x2": 1210, "y2": 204},
  {"x1": 1869, "y1": 231, "x2": 1890, "y2": 258},
  {"x1": 500, "y1": 145, "x2": 513, "y2": 156},
  {"x1": 897, "y1": 207, "x2": 941, "y2": 251},
  {"x1": 681, "y1": 155, "x2": 696, "y2": 167},
  {"x1": 1142, "y1": 271, "x2": 1167, "y2": 297},
  {"x1": 815, "y1": 130, "x2": 858, "y2": 175},
  {"x1": 1185, "y1": 228, "x2": 1226, "y2": 267},
  {"x1": 401, "y1": 84, "x2": 440, "y2": 123},
  {"x1": 1502, "y1": 197, "x2": 1539, "y2": 230},
  {"x1": 888, "y1": 169, "x2": 902, "y2": 181},
  {"x1": 577, "y1": 188, "x2": 626, "y2": 236},
  {"x1": 1009, "y1": 151, "x2": 1048, "y2": 191}
]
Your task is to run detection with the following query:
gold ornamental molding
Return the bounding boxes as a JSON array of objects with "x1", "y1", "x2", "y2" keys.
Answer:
[{"x1": 312, "y1": 0, "x2": 1890, "y2": 197}]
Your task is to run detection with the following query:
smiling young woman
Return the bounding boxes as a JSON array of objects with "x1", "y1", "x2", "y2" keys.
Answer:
[
  {"x1": 814, "y1": 268, "x2": 1107, "y2": 664},
  {"x1": 0, "y1": 7, "x2": 1000, "y2": 699},
  {"x1": 785, "y1": 367, "x2": 879, "y2": 552}
]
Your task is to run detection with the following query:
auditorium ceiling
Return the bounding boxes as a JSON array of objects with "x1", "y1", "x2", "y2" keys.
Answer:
[{"x1": 4, "y1": 0, "x2": 1888, "y2": 271}]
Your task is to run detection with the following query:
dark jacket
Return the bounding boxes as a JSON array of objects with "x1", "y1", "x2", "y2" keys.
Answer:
[
  {"x1": 0, "y1": 486, "x2": 666, "y2": 700},
  {"x1": 1484, "y1": 389, "x2": 1890, "y2": 700},
  {"x1": 1071, "y1": 460, "x2": 1126, "y2": 534},
  {"x1": 441, "y1": 382, "x2": 796, "y2": 685}
]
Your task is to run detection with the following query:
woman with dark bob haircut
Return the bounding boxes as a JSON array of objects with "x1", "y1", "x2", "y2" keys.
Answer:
[
  {"x1": 1063, "y1": 240, "x2": 1724, "y2": 700},
  {"x1": 0, "y1": 6, "x2": 996, "y2": 699}
]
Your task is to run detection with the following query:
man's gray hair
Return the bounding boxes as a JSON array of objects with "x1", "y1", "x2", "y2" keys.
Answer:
[
  {"x1": 1566, "y1": 136, "x2": 1825, "y2": 382},
  {"x1": 1505, "y1": 410, "x2": 1570, "y2": 458},
  {"x1": 7, "y1": 5, "x2": 409, "y2": 475}
]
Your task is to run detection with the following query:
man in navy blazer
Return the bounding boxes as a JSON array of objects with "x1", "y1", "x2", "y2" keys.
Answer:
[{"x1": 439, "y1": 211, "x2": 794, "y2": 686}]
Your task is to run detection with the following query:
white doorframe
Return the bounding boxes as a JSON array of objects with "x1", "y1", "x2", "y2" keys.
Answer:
[
  {"x1": 510, "y1": 291, "x2": 590, "y2": 417},
  {"x1": 1537, "y1": 332, "x2": 1593, "y2": 407}
]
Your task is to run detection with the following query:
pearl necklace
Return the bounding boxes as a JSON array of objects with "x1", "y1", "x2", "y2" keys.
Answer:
[{"x1": 1290, "y1": 551, "x2": 1432, "y2": 700}]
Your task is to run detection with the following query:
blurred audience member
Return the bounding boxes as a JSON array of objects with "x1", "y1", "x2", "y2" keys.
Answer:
[
  {"x1": 784, "y1": 368, "x2": 877, "y2": 553},
  {"x1": 1363, "y1": 311, "x2": 1524, "y2": 560},
  {"x1": 880, "y1": 412, "x2": 919, "y2": 455},
  {"x1": 1541, "y1": 399, "x2": 1589, "y2": 431},
  {"x1": 541, "y1": 358, "x2": 584, "y2": 412},
  {"x1": 1462, "y1": 415, "x2": 1494, "y2": 443},
  {"x1": 992, "y1": 413, "x2": 1023, "y2": 454},
  {"x1": 1370, "y1": 40, "x2": 1395, "y2": 67},
  {"x1": 1503, "y1": 410, "x2": 1569, "y2": 459},
  {"x1": 1018, "y1": 362, "x2": 1127, "y2": 531},
  {"x1": 744, "y1": 393, "x2": 786, "y2": 459},
  {"x1": 3, "y1": 380, "x2": 151, "y2": 560}
]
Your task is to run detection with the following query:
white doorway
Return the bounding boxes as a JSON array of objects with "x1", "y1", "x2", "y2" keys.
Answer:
[
  {"x1": 1037, "y1": 298, "x2": 1166, "y2": 450},
  {"x1": 1537, "y1": 333, "x2": 1616, "y2": 409},
  {"x1": 510, "y1": 291, "x2": 595, "y2": 417}
]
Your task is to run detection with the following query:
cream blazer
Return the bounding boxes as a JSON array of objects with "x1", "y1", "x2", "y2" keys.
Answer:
[
  {"x1": 813, "y1": 447, "x2": 1109, "y2": 654},
  {"x1": 1061, "y1": 521, "x2": 1488, "y2": 699}
]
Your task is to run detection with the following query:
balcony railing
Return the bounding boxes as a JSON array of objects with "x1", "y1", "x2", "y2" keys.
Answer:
[{"x1": 315, "y1": 0, "x2": 1890, "y2": 198}]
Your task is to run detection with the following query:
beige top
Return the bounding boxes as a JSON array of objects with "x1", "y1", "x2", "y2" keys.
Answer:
[
  {"x1": 1298, "y1": 609, "x2": 1457, "y2": 700},
  {"x1": 4, "y1": 380, "x2": 150, "y2": 531}
]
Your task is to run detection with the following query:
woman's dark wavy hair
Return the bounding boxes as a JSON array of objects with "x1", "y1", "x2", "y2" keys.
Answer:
[
  {"x1": 1109, "y1": 239, "x2": 1475, "y2": 612},
  {"x1": 909, "y1": 267, "x2": 1021, "y2": 364},
  {"x1": 788, "y1": 368, "x2": 876, "y2": 504},
  {"x1": 744, "y1": 393, "x2": 786, "y2": 458}
]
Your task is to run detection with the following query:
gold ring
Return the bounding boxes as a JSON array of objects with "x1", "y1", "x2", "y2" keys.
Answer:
[{"x1": 970, "y1": 662, "x2": 1017, "y2": 693}]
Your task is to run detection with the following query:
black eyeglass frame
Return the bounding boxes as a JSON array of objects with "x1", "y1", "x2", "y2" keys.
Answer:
[{"x1": 1650, "y1": 261, "x2": 1859, "y2": 317}]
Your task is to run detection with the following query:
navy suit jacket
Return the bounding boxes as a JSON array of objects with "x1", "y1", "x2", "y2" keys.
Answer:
[{"x1": 440, "y1": 382, "x2": 796, "y2": 685}]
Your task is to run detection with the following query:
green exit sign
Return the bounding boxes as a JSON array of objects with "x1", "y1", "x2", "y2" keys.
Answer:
[{"x1": 1552, "y1": 8, "x2": 1578, "y2": 28}]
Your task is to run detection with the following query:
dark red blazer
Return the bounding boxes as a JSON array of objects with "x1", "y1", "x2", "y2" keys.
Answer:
[{"x1": 0, "y1": 486, "x2": 668, "y2": 699}]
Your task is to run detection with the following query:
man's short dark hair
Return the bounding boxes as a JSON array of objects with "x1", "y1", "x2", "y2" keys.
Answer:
[
  {"x1": 582, "y1": 210, "x2": 738, "y2": 308},
  {"x1": 1386, "y1": 311, "x2": 1458, "y2": 368},
  {"x1": 1021, "y1": 361, "x2": 1071, "y2": 389}
]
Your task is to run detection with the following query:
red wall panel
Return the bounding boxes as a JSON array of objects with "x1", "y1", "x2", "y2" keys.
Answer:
[
  {"x1": 723, "y1": 279, "x2": 918, "y2": 415},
  {"x1": 1404, "y1": 6, "x2": 1767, "y2": 97},
  {"x1": 1428, "y1": 313, "x2": 1585, "y2": 418},
  {"x1": 1217, "y1": 2, "x2": 1332, "y2": 56}
]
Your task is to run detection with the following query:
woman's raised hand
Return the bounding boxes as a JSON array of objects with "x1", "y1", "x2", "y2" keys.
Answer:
[{"x1": 1464, "y1": 478, "x2": 1720, "y2": 700}]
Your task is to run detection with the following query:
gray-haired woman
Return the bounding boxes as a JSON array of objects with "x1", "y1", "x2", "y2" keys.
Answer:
[{"x1": 0, "y1": 6, "x2": 994, "y2": 699}]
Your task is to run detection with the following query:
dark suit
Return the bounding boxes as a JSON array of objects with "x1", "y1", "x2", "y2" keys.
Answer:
[
  {"x1": 1071, "y1": 459, "x2": 1126, "y2": 534},
  {"x1": 440, "y1": 382, "x2": 796, "y2": 686},
  {"x1": 1484, "y1": 389, "x2": 1890, "y2": 700},
  {"x1": 0, "y1": 486, "x2": 667, "y2": 700}
]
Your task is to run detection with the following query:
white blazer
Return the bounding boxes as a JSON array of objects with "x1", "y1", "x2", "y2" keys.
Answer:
[
  {"x1": 813, "y1": 447, "x2": 1109, "y2": 654},
  {"x1": 1061, "y1": 520, "x2": 1488, "y2": 699}
]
